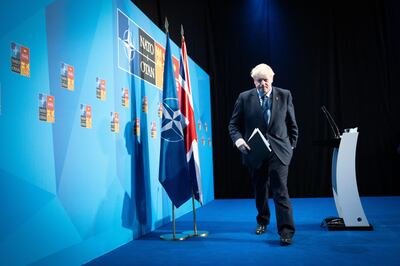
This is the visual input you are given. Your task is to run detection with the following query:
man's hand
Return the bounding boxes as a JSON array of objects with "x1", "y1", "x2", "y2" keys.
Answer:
[
  {"x1": 238, "y1": 143, "x2": 251, "y2": 154},
  {"x1": 235, "y1": 138, "x2": 251, "y2": 154}
]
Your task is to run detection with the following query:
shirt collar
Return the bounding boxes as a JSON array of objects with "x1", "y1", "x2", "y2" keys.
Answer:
[{"x1": 257, "y1": 87, "x2": 273, "y2": 98}]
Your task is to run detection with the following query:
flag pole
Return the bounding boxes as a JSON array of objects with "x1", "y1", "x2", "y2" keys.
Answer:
[
  {"x1": 159, "y1": 18, "x2": 189, "y2": 241},
  {"x1": 182, "y1": 191, "x2": 209, "y2": 237},
  {"x1": 160, "y1": 202, "x2": 189, "y2": 240},
  {"x1": 179, "y1": 24, "x2": 208, "y2": 238},
  {"x1": 192, "y1": 194, "x2": 197, "y2": 235},
  {"x1": 171, "y1": 203, "x2": 176, "y2": 238}
]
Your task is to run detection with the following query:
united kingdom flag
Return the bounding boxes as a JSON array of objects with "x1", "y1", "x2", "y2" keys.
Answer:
[{"x1": 178, "y1": 28, "x2": 203, "y2": 205}]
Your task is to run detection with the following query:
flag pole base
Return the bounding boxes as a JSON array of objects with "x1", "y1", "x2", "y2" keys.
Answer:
[
  {"x1": 160, "y1": 233, "x2": 189, "y2": 241},
  {"x1": 182, "y1": 230, "x2": 209, "y2": 237}
]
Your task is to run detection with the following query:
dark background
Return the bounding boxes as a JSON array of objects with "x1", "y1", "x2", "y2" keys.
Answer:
[{"x1": 132, "y1": 0, "x2": 400, "y2": 198}]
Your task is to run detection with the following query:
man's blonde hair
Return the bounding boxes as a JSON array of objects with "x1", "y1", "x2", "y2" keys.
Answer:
[{"x1": 250, "y1": 63, "x2": 275, "y2": 79}]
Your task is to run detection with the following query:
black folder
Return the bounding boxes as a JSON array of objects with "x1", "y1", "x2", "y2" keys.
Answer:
[{"x1": 245, "y1": 128, "x2": 271, "y2": 168}]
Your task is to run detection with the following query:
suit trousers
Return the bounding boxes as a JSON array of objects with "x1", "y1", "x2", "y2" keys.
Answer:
[{"x1": 250, "y1": 151, "x2": 295, "y2": 237}]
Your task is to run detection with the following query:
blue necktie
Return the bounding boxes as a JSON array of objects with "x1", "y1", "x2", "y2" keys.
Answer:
[{"x1": 263, "y1": 95, "x2": 271, "y2": 126}]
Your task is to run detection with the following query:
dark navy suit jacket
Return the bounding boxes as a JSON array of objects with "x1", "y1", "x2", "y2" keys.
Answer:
[{"x1": 228, "y1": 86, "x2": 298, "y2": 166}]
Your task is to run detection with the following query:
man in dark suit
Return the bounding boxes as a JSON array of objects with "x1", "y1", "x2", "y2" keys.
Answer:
[{"x1": 228, "y1": 63, "x2": 298, "y2": 246}]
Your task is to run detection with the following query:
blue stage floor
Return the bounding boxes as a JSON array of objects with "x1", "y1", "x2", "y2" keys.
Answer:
[{"x1": 85, "y1": 197, "x2": 400, "y2": 266}]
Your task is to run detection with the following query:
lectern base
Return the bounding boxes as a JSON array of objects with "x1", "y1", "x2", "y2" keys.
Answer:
[{"x1": 321, "y1": 217, "x2": 374, "y2": 231}]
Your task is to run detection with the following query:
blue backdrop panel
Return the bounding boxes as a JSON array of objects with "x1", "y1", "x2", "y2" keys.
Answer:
[{"x1": 0, "y1": 0, "x2": 214, "y2": 265}]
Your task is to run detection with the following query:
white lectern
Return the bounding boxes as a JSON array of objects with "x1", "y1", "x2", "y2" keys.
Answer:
[{"x1": 322, "y1": 129, "x2": 373, "y2": 230}]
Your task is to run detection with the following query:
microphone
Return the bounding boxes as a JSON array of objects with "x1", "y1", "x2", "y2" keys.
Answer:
[{"x1": 321, "y1": 105, "x2": 340, "y2": 139}]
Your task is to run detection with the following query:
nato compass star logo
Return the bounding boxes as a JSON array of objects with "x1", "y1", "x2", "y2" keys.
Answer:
[
  {"x1": 11, "y1": 43, "x2": 19, "y2": 58},
  {"x1": 161, "y1": 98, "x2": 185, "y2": 142},
  {"x1": 122, "y1": 28, "x2": 136, "y2": 61}
]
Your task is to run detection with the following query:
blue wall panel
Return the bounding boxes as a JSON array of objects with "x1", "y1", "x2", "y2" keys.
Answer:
[{"x1": 0, "y1": 0, "x2": 214, "y2": 265}]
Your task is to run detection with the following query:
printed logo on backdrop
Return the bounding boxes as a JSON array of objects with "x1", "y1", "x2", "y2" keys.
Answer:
[
  {"x1": 80, "y1": 104, "x2": 92, "y2": 128},
  {"x1": 11, "y1": 42, "x2": 30, "y2": 77},
  {"x1": 110, "y1": 112, "x2": 119, "y2": 133},
  {"x1": 155, "y1": 43, "x2": 165, "y2": 88},
  {"x1": 117, "y1": 9, "x2": 138, "y2": 76},
  {"x1": 96, "y1": 78, "x2": 106, "y2": 101},
  {"x1": 38, "y1": 93, "x2": 55, "y2": 123},
  {"x1": 151, "y1": 121, "x2": 157, "y2": 139},
  {"x1": 142, "y1": 96, "x2": 148, "y2": 113},
  {"x1": 158, "y1": 101, "x2": 163, "y2": 118},
  {"x1": 117, "y1": 9, "x2": 180, "y2": 90},
  {"x1": 138, "y1": 28, "x2": 156, "y2": 85},
  {"x1": 61, "y1": 62, "x2": 74, "y2": 90},
  {"x1": 134, "y1": 118, "x2": 140, "y2": 136},
  {"x1": 121, "y1": 88, "x2": 129, "y2": 107}
]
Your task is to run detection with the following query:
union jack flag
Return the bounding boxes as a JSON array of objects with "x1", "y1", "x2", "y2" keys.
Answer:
[{"x1": 178, "y1": 31, "x2": 203, "y2": 205}]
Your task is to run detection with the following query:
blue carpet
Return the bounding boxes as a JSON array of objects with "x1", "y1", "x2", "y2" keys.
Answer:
[{"x1": 85, "y1": 197, "x2": 400, "y2": 266}]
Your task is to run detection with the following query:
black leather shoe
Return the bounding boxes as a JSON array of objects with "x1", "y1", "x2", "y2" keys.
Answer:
[
  {"x1": 280, "y1": 235, "x2": 292, "y2": 246},
  {"x1": 255, "y1": 224, "x2": 266, "y2": 235}
]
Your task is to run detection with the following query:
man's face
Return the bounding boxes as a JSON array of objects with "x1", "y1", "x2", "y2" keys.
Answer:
[{"x1": 254, "y1": 74, "x2": 274, "y2": 94}]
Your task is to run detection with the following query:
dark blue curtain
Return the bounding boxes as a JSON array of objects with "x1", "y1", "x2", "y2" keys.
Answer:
[{"x1": 132, "y1": 0, "x2": 400, "y2": 198}]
